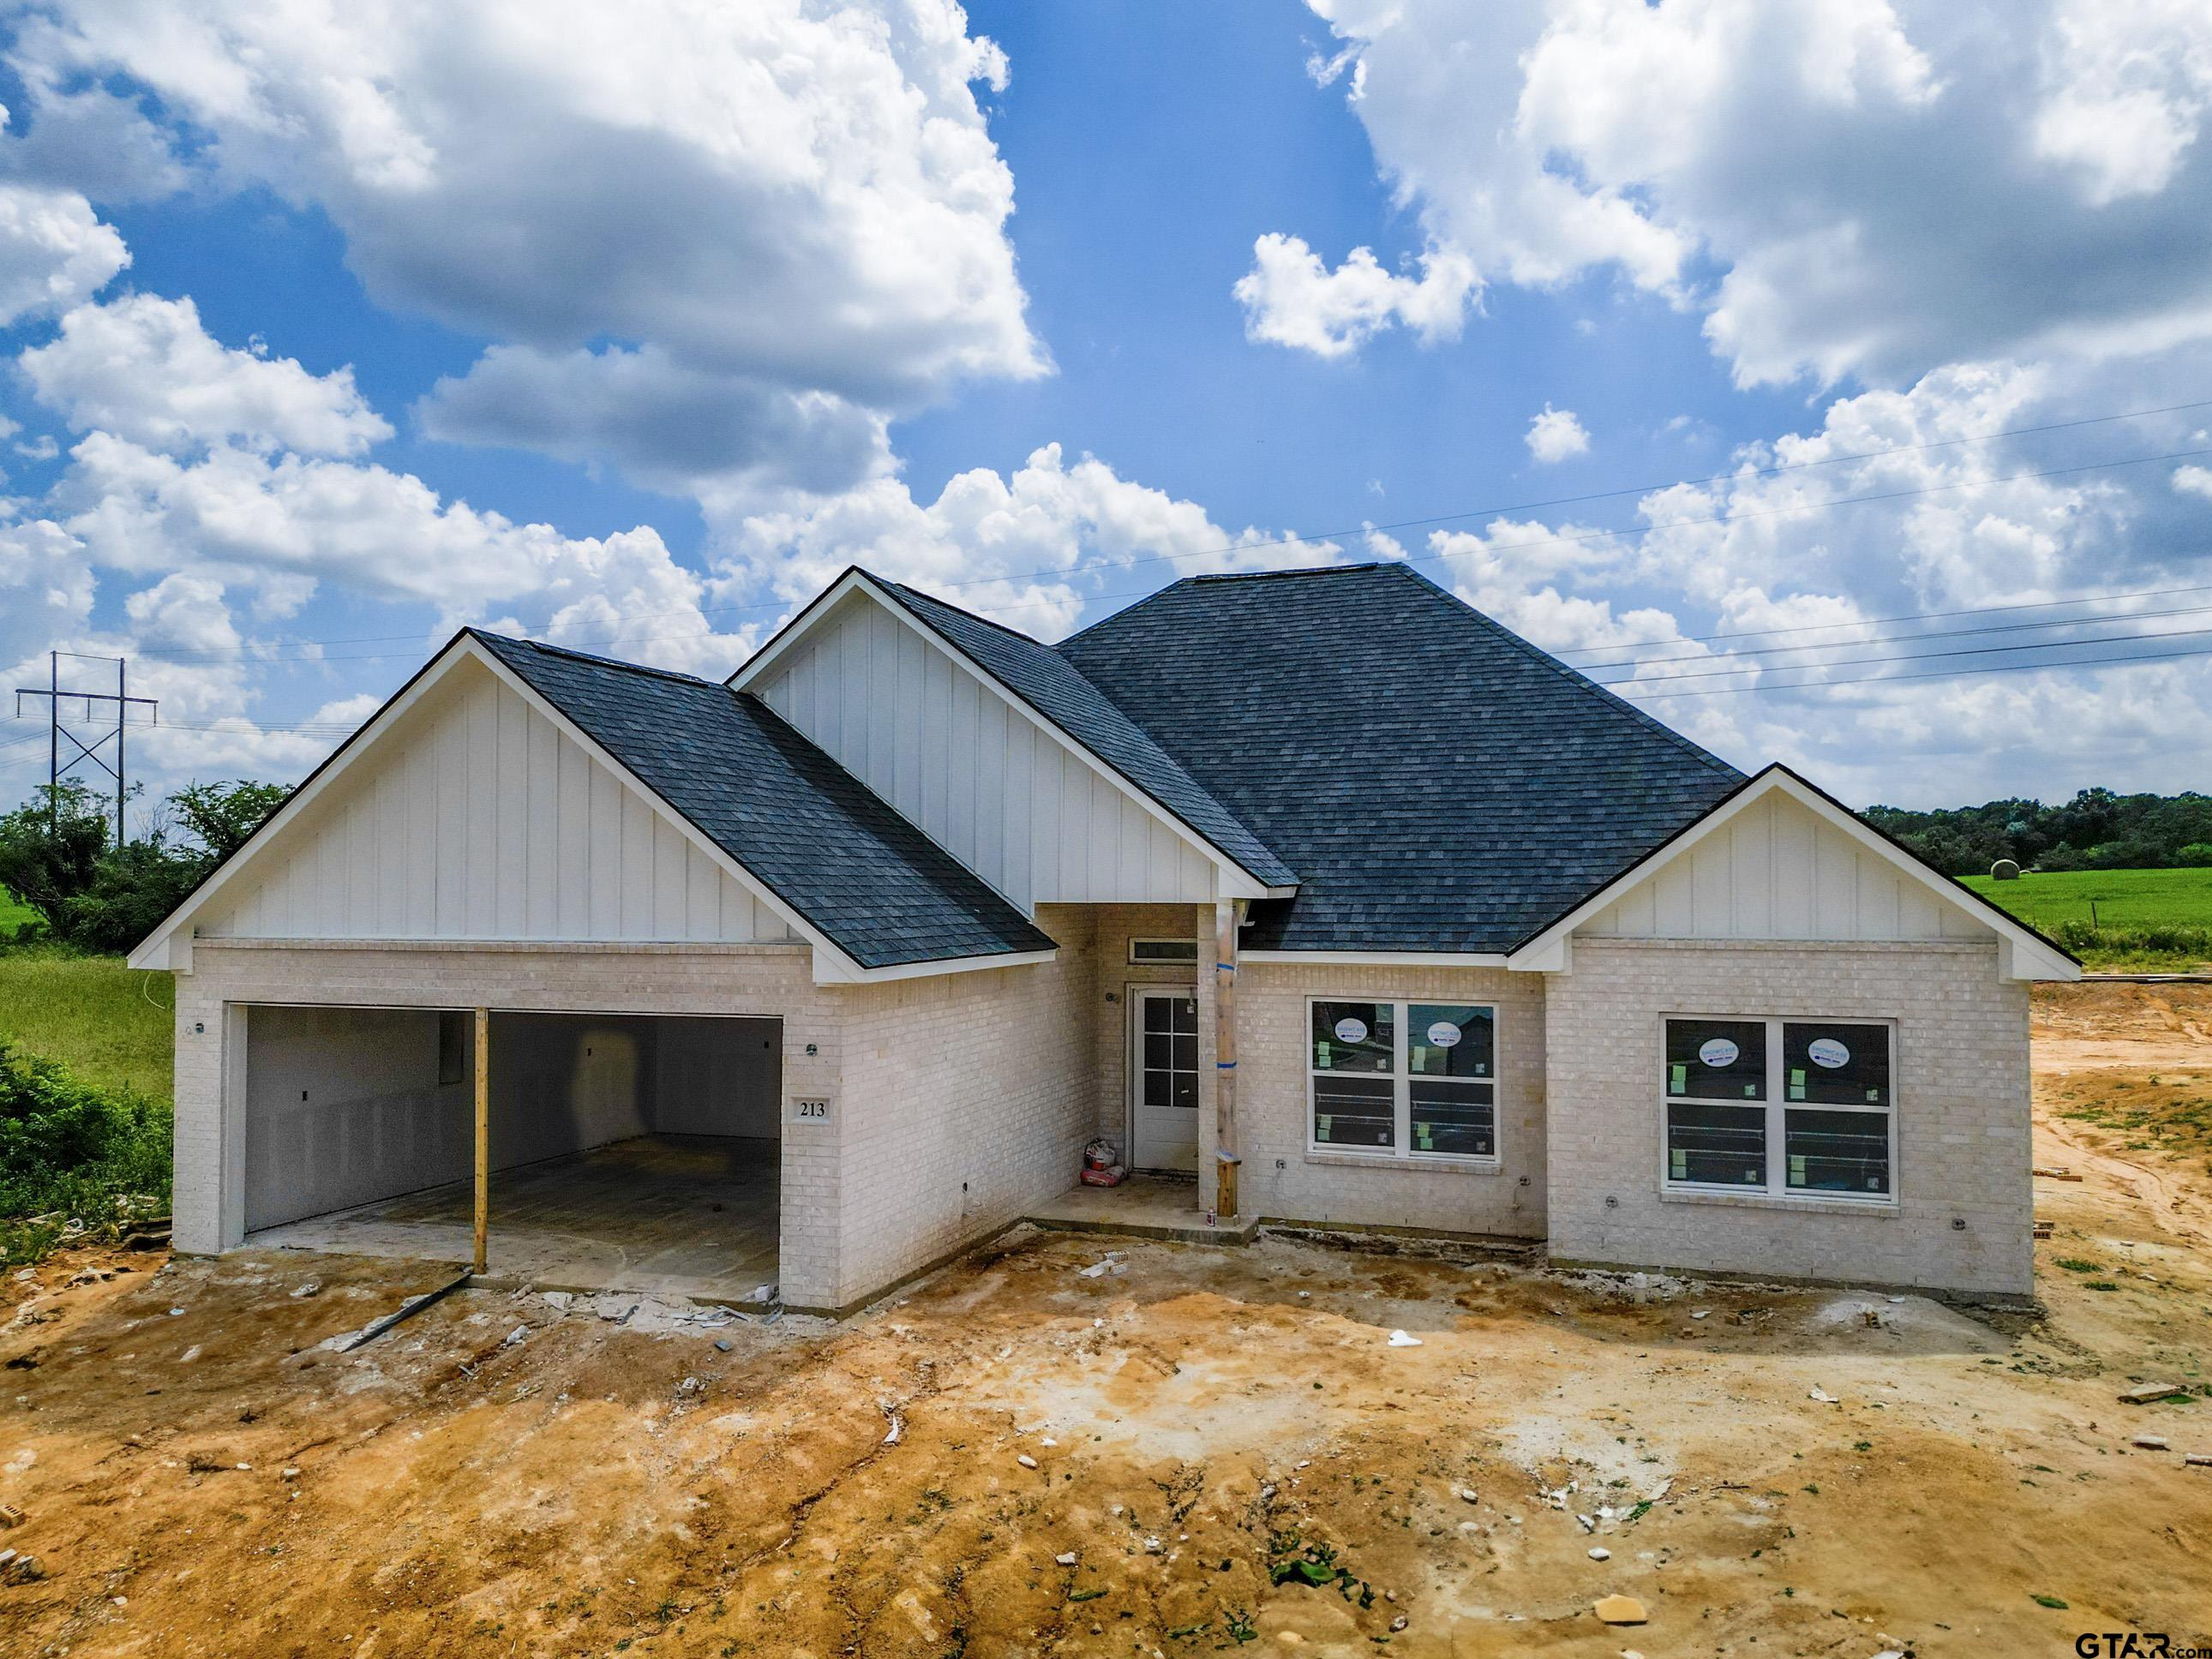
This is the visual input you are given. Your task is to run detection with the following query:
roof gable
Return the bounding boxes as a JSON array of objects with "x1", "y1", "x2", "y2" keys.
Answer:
[
  {"x1": 1057, "y1": 562, "x2": 1746, "y2": 953},
  {"x1": 472, "y1": 633, "x2": 1056, "y2": 973},
  {"x1": 1507, "y1": 764, "x2": 2079, "y2": 980},
  {"x1": 732, "y1": 569, "x2": 1297, "y2": 895},
  {"x1": 131, "y1": 631, "x2": 1055, "y2": 980}
]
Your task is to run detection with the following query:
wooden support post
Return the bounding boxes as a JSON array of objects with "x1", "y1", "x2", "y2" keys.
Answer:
[
  {"x1": 1213, "y1": 899, "x2": 1241, "y2": 1220},
  {"x1": 471, "y1": 1007, "x2": 489, "y2": 1275}
]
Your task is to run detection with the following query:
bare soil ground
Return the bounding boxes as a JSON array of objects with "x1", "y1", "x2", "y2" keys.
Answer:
[{"x1": 3, "y1": 986, "x2": 2209, "y2": 1657}]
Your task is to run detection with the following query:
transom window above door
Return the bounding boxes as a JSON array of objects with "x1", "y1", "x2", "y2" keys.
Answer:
[{"x1": 1308, "y1": 999, "x2": 1497, "y2": 1164}]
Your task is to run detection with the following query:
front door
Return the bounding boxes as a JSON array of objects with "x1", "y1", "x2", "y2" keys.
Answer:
[{"x1": 1130, "y1": 988, "x2": 1199, "y2": 1172}]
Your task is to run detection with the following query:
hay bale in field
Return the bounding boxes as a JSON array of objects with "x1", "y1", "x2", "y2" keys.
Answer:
[{"x1": 1991, "y1": 859, "x2": 2021, "y2": 881}]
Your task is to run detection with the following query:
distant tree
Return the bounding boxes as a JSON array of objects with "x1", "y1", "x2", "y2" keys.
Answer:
[
  {"x1": 0, "y1": 776, "x2": 287, "y2": 952},
  {"x1": 170, "y1": 779, "x2": 288, "y2": 866},
  {"x1": 0, "y1": 783, "x2": 112, "y2": 937},
  {"x1": 61, "y1": 840, "x2": 200, "y2": 954},
  {"x1": 1867, "y1": 788, "x2": 2212, "y2": 874},
  {"x1": 2179, "y1": 842, "x2": 2212, "y2": 867}
]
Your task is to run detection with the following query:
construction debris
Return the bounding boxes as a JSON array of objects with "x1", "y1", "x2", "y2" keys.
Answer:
[
  {"x1": 2118, "y1": 1381, "x2": 2191, "y2": 1404},
  {"x1": 2032, "y1": 1165, "x2": 2083, "y2": 1182},
  {"x1": 1387, "y1": 1329, "x2": 1423, "y2": 1347},
  {"x1": 1594, "y1": 1594, "x2": 1648, "y2": 1625},
  {"x1": 2131, "y1": 1434, "x2": 2169, "y2": 1450}
]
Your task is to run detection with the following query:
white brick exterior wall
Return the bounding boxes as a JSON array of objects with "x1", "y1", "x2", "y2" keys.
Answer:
[
  {"x1": 830, "y1": 905, "x2": 1098, "y2": 1306},
  {"x1": 165, "y1": 923, "x2": 2034, "y2": 1309},
  {"x1": 1544, "y1": 937, "x2": 2032, "y2": 1297},
  {"x1": 1235, "y1": 963, "x2": 1547, "y2": 1238}
]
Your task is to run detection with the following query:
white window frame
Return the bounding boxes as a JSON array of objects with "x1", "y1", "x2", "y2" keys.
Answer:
[
  {"x1": 1305, "y1": 996, "x2": 1501, "y2": 1167},
  {"x1": 1129, "y1": 937, "x2": 1200, "y2": 966},
  {"x1": 1659, "y1": 1015, "x2": 1898, "y2": 1205}
]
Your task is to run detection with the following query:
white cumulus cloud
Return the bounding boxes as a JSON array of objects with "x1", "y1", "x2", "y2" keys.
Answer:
[
  {"x1": 21, "y1": 292, "x2": 392, "y2": 458},
  {"x1": 1525, "y1": 404, "x2": 1590, "y2": 464},
  {"x1": 1233, "y1": 233, "x2": 1477, "y2": 358},
  {"x1": 14, "y1": 0, "x2": 1044, "y2": 502},
  {"x1": 1266, "y1": 0, "x2": 2212, "y2": 388}
]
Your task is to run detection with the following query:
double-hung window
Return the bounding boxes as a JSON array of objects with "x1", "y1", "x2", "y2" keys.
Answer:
[
  {"x1": 1663, "y1": 1016, "x2": 1894, "y2": 1200},
  {"x1": 1309, "y1": 999, "x2": 1498, "y2": 1163}
]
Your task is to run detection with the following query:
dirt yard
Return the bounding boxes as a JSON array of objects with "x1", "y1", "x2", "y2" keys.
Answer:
[{"x1": 3, "y1": 985, "x2": 2209, "y2": 1657}]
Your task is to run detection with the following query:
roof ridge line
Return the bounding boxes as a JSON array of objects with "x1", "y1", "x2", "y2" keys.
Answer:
[
  {"x1": 466, "y1": 627, "x2": 717, "y2": 689},
  {"x1": 875, "y1": 575, "x2": 1046, "y2": 646}
]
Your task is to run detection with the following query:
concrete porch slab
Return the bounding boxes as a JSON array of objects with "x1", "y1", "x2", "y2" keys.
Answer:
[
  {"x1": 247, "y1": 1134, "x2": 780, "y2": 1304},
  {"x1": 1023, "y1": 1175, "x2": 1261, "y2": 1245}
]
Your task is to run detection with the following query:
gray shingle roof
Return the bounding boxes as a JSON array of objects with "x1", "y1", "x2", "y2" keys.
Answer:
[
  {"x1": 1054, "y1": 562, "x2": 1746, "y2": 953},
  {"x1": 875, "y1": 580, "x2": 1299, "y2": 889},
  {"x1": 472, "y1": 631, "x2": 1054, "y2": 970}
]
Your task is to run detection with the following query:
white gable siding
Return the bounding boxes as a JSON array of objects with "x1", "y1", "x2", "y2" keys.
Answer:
[
  {"x1": 754, "y1": 594, "x2": 1217, "y2": 907},
  {"x1": 1576, "y1": 789, "x2": 1990, "y2": 944},
  {"x1": 200, "y1": 662, "x2": 794, "y2": 945}
]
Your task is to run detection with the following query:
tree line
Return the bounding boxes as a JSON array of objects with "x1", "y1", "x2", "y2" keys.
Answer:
[
  {"x1": 1864, "y1": 788, "x2": 2212, "y2": 877},
  {"x1": 0, "y1": 779, "x2": 287, "y2": 953}
]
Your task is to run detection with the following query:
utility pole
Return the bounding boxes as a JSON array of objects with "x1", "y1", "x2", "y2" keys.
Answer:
[{"x1": 15, "y1": 652, "x2": 159, "y2": 845}]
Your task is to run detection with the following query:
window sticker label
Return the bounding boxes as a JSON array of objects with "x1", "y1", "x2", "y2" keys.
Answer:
[
  {"x1": 1427, "y1": 1021, "x2": 1462, "y2": 1048},
  {"x1": 1334, "y1": 1017, "x2": 1369, "y2": 1044},
  {"x1": 1807, "y1": 1038, "x2": 1850, "y2": 1069},
  {"x1": 1698, "y1": 1037, "x2": 1740, "y2": 1068}
]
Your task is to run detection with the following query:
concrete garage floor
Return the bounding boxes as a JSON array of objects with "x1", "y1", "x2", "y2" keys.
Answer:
[{"x1": 249, "y1": 1134, "x2": 780, "y2": 1303}]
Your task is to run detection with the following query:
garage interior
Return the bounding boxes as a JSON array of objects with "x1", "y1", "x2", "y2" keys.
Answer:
[{"x1": 240, "y1": 1006, "x2": 782, "y2": 1303}]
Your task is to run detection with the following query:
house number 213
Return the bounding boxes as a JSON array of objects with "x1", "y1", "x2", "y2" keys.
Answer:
[{"x1": 789, "y1": 1097, "x2": 831, "y2": 1124}]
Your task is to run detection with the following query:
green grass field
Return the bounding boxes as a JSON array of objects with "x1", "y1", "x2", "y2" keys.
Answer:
[
  {"x1": 1962, "y1": 865, "x2": 2212, "y2": 969},
  {"x1": 1961, "y1": 865, "x2": 2212, "y2": 929},
  {"x1": 0, "y1": 886, "x2": 33, "y2": 932},
  {"x1": 0, "y1": 949, "x2": 174, "y2": 1105}
]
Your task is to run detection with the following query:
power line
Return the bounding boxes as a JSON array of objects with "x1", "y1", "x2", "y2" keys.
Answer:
[
  {"x1": 1580, "y1": 600, "x2": 2212, "y2": 681},
  {"x1": 1560, "y1": 580, "x2": 2212, "y2": 667},
  {"x1": 1612, "y1": 620, "x2": 2212, "y2": 692},
  {"x1": 1619, "y1": 636, "x2": 2212, "y2": 700},
  {"x1": 117, "y1": 404, "x2": 2212, "y2": 666}
]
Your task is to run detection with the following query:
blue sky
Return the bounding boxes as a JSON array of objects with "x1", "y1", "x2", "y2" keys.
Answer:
[{"x1": 1, "y1": 0, "x2": 2209, "y2": 815}]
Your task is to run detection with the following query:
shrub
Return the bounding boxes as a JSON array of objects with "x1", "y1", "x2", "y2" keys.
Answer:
[{"x1": 0, "y1": 1041, "x2": 171, "y2": 1265}]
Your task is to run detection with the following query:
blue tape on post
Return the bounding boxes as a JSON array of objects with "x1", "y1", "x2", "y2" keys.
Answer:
[
  {"x1": 1217, "y1": 1060, "x2": 1237, "y2": 1069},
  {"x1": 1216, "y1": 961, "x2": 1238, "y2": 972}
]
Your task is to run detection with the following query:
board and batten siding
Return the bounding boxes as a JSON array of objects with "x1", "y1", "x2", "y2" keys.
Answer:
[
  {"x1": 1577, "y1": 789, "x2": 1990, "y2": 943},
  {"x1": 754, "y1": 595, "x2": 1218, "y2": 907},
  {"x1": 200, "y1": 660, "x2": 795, "y2": 945}
]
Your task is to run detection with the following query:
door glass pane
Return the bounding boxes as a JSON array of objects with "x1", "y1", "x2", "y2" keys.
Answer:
[
  {"x1": 1313, "y1": 1075, "x2": 1394, "y2": 1147},
  {"x1": 1312, "y1": 1002, "x2": 1394, "y2": 1073},
  {"x1": 1410, "y1": 1005, "x2": 1493, "y2": 1079},
  {"x1": 1666, "y1": 1102, "x2": 1765, "y2": 1185},
  {"x1": 1786, "y1": 1109, "x2": 1890, "y2": 1194},
  {"x1": 1783, "y1": 1022, "x2": 1890, "y2": 1107},
  {"x1": 1665, "y1": 1018, "x2": 1766, "y2": 1100},
  {"x1": 1411, "y1": 1078, "x2": 1494, "y2": 1157},
  {"x1": 1142, "y1": 997, "x2": 1199, "y2": 1114}
]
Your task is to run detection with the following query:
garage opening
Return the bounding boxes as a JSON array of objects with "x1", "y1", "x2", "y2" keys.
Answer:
[{"x1": 240, "y1": 1005, "x2": 782, "y2": 1303}]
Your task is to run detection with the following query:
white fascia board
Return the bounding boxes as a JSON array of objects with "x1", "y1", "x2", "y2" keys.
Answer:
[
  {"x1": 1239, "y1": 949, "x2": 1511, "y2": 967},
  {"x1": 467, "y1": 644, "x2": 873, "y2": 983},
  {"x1": 732, "y1": 569, "x2": 1293, "y2": 902},
  {"x1": 811, "y1": 945, "x2": 1059, "y2": 985},
  {"x1": 1503, "y1": 764, "x2": 2080, "y2": 982}
]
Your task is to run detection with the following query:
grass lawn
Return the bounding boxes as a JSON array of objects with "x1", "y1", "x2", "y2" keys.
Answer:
[
  {"x1": 1962, "y1": 865, "x2": 2212, "y2": 971},
  {"x1": 0, "y1": 949, "x2": 174, "y2": 1105},
  {"x1": 1961, "y1": 865, "x2": 2212, "y2": 929},
  {"x1": 0, "y1": 886, "x2": 33, "y2": 932}
]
